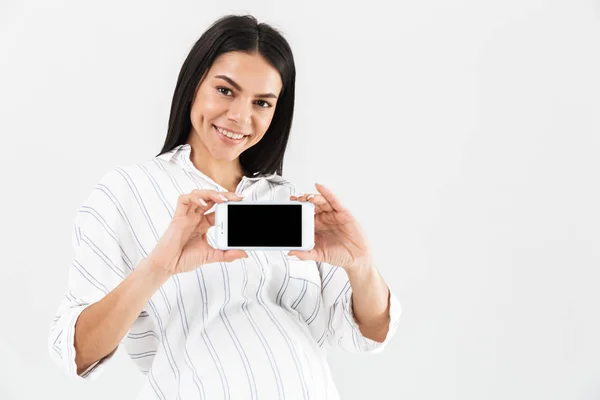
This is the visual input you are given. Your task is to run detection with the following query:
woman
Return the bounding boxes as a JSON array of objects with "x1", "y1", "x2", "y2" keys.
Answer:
[{"x1": 48, "y1": 14, "x2": 401, "y2": 400}]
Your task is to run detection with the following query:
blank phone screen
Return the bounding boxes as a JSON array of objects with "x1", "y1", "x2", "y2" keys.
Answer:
[{"x1": 227, "y1": 204, "x2": 302, "y2": 247}]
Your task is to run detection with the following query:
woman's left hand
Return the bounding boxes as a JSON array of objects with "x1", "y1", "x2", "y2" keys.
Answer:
[{"x1": 288, "y1": 183, "x2": 372, "y2": 272}]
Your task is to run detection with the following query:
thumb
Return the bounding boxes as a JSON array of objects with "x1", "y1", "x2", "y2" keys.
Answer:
[
  {"x1": 288, "y1": 250, "x2": 317, "y2": 261},
  {"x1": 222, "y1": 250, "x2": 249, "y2": 263},
  {"x1": 205, "y1": 248, "x2": 247, "y2": 264}
]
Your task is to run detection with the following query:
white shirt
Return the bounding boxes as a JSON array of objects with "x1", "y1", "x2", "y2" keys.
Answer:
[{"x1": 48, "y1": 144, "x2": 401, "y2": 400}]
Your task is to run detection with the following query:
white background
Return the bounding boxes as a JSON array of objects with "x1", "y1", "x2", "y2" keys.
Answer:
[{"x1": 1, "y1": 0, "x2": 599, "y2": 399}]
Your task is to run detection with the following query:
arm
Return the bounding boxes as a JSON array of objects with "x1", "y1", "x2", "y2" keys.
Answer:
[
  {"x1": 317, "y1": 260, "x2": 401, "y2": 353},
  {"x1": 49, "y1": 169, "x2": 244, "y2": 378},
  {"x1": 48, "y1": 169, "x2": 164, "y2": 378},
  {"x1": 346, "y1": 261, "x2": 391, "y2": 343},
  {"x1": 288, "y1": 183, "x2": 401, "y2": 352},
  {"x1": 73, "y1": 258, "x2": 169, "y2": 375}
]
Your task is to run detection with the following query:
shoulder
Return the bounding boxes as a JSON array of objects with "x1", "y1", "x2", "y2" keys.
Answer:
[
  {"x1": 78, "y1": 162, "x2": 146, "y2": 217},
  {"x1": 91, "y1": 157, "x2": 163, "y2": 194},
  {"x1": 74, "y1": 160, "x2": 156, "y2": 233},
  {"x1": 89, "y1": 163, "x2": 139, "y2": 197}
]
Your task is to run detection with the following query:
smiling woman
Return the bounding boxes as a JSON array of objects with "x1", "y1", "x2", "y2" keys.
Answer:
[
  {"x1": 160, "y1": 15, "x2": 296, "y2": 193},
  {"x1": 184, "y1": 51, "x2": 283, "y2": 191},
  {"x1": 48, "y1": 14, "x2": 400, "y2": 400}
]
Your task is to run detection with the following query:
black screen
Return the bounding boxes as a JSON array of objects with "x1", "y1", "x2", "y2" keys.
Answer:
[{"x1": 228, "y1": 204, "x2": 302, "y2": 247}]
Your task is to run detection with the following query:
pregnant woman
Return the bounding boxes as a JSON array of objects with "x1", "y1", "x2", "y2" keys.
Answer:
[{"x1": 48, "y1": 14, "x2": 401, "y2": 400}]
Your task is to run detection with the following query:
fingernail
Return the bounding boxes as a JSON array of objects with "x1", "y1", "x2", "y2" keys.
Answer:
[{"x1": 199, "y1": 198, "x2": 207, "y2": 206}]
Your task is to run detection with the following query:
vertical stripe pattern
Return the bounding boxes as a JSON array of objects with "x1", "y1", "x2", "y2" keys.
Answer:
[{"x1": 47, "y1": 144, "x2": 402, "y2": 400}]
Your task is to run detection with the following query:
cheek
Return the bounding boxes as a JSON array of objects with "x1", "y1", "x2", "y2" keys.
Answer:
[{"x1": 195, "y1": 93, "x2": 227, "y2": 122}]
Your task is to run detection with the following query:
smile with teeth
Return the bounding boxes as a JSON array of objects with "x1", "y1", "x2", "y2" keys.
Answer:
[{"x1": 214, "y1": 125, "x2": 248, "y2": 140}]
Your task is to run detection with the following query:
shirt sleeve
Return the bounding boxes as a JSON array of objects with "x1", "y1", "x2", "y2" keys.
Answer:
[
  {"x1": 319, "y1": 261, "x2": 402, "y2": 353},
  {"x1": 48, "y1": 169, "x2": 137, "y2": 379}
]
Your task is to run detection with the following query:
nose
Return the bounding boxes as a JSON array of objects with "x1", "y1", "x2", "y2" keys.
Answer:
[{"x1": 227, "y1": 98, "x2": 252, "y2": 126}]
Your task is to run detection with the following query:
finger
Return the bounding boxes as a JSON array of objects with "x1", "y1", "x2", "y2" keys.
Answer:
[
  {"x1": 189, "y1": 198, "x2": 218, "y2": 218},
  {"x1": 204, "y1": 192, "x2": 234, "y2": 206},
  {"x1": 191, "y1": 189, "x2": 243, "y2": 201},
  {"x1": 297, "y1": 193, "x2": 315, "y2": 202},
  {"x1": 203, "y1": 211, "x2": 215, "y2": 226},
  {"x1": 179, "y1": 193, "x2": 200, "y2": 208},
  {"x1": 188, "y1": 193, "x2": 227, "y2": 216},
  {"x1": 315, "y1": 183, "x2": 347, "y2": 212},
  {"x1": 208, "y1": 191, "x2": 244, "y2": 204},
  {"x1": 196, "y1": 211, "x2": 217, "y2": 235},
  {"x1": 218, "y1": 191, "x2": 245, "y2": 201},
  {"x1": 192, "y1": 197, "x2": 214, "y2": 212},
  {"x1": 307, "y1": 194, "x2": 333, "y2": 213},
  {"x1": 295, "y1": 194, "x2": 307, "y2": 202},
  {"x1": 298, "y1": 193, "x2": 330, "y2": 213},
  {"x1": 176, "y1": 193, "x2": 203, "y2": 217},
  {"x1": 292, "y1": 194, "x2": 322, "y2": 211},
  {"x1": 179, "y1": 190, "x2": 240, "y2": 218},
  {"x1": 182, "y1": 192, "x2": 214, "y2": 209},
  {"x1": 296, "y1": 193, "x2": 329, "y2": 214}
]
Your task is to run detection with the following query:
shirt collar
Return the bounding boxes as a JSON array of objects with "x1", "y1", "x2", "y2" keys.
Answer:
[{"x1": 156, "y1": 143, "x2": 188, "y2": 163}]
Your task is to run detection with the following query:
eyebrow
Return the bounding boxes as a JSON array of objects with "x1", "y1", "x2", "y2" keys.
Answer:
[{"x1": 214, "y1": 75, "x2": 278, "y2": 99}]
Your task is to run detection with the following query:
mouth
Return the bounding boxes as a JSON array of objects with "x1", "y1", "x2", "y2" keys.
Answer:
[{"x1": 213, "y1": 124, "x2": 250, "y2": 145}]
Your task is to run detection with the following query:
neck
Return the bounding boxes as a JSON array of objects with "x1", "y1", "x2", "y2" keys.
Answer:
[{"x1": 186, "y1": 134, "x2": 244, "y2": 193}]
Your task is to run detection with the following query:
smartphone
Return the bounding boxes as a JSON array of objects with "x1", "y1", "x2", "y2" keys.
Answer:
[{"x1": 214, "y1": 200, "x2": 315, "y2": 251}]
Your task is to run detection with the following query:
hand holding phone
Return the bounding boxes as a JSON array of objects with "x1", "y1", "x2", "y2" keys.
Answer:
[
  {"x1": 148, "y1": 189, "x2": 248, "y2": 277},
  {"x1": 287, "y1": 183, "x2": 372, "y2": 271},
  {"x1": 214, "y1": 200, "x2": 315, "y2": 251}
]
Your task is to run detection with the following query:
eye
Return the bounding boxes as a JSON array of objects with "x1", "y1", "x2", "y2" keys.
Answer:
[
  {"x1": 217, "y1": 87, "x2": 233, "y2": 96},
  {"x1": 254, "y1": 100, "x2": 272, "y2": 108}
]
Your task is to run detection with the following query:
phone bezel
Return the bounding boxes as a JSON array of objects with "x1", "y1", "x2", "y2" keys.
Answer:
[{"x1": 214, "y1": 200, "x2": 314, "y2": 251}]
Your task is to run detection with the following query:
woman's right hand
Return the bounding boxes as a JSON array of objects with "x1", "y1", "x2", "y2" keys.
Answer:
[{"x1": 147, "y1": 189, "x2": 248, "y2": 278}]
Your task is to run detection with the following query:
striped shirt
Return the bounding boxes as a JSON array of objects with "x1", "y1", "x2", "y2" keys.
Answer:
[{"x1": 48, "y1": 143, "x2": 401, "y2": 400}]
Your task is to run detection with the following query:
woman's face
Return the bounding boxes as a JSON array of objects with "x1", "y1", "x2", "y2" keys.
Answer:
[{"x1": 188, "y1": 51, "x2": 283, "y2": 162}]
